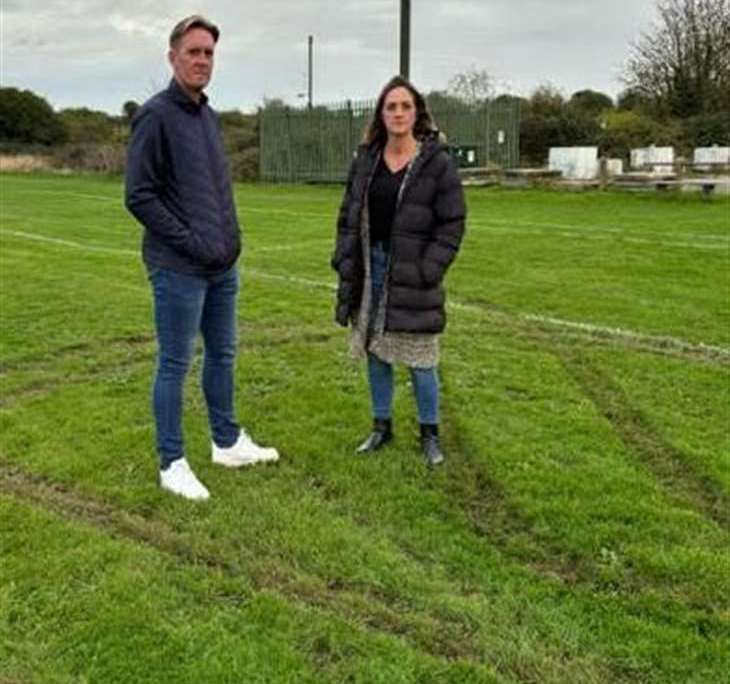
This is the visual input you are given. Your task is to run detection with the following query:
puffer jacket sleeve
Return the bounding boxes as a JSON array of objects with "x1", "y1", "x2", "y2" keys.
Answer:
[
  {"x1": 332, "y1": 150, "x2": 367, "y2": 327},
  {"x1": 331, "y1": 154, "x2": 358, "y2": 272},
  {"x1": 420, "y1": 153, "x2": 466, "y2": 286}
]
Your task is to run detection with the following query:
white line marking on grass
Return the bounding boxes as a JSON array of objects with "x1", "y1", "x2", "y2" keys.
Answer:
[
  {"x1": 250, "y1": 212, "x2": 729, "y2": 250},
  {"x1": 469, "y1": 221, "x2": 730, "y2": 250},
  {"x1": 619, "y1": 237, "x2": 727, "y2": 250},
  {"x1": 4, "y1": 228, "x2": 727, "y2": 358},
  {"x1": 247, "y1": 269, "x2": 337, "y2": 290},
  {"x1": 1, "y1": 229, "x2": 137, "y2": 256},
  {"x1": 473, "y1": 218, "x2": 729, "y2": 242},
  {"x1": 15, "y1": 188, "x2": 726, "y2": 248},
  {"x1": 6, "y1": 188, "x2": 120, "y2": 203},
  {"x1": 243, "y1": 206, "x2": 332, "y2": 220},
  {"x1": 522, "y1": 313, "x2": 730, "y2": 357},
  {"x1": 11, "y1": 187, "x2": 334, "y2": 217},
  {"x1": 252, "y1": 239, "x2": 332, "y2": 253},
  {"x1": 447, "y1": 302, "x2": 730, "y2": 358}
]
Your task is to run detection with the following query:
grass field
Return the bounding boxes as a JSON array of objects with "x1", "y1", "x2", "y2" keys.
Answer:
[{"x1": 1, "y1": 173, "x2": 728, "y2": 683}]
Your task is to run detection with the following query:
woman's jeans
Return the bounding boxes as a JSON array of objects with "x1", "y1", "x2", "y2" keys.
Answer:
[
  {"x1": 367, "y1": 242, "x2": 439, "y2": 425},
  {"x1": 148, "y1": 266, "x2": 241, "y2": 469}
]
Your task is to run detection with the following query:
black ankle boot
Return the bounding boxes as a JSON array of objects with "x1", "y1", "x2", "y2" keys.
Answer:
[
  {"x1": 420, "y1": 424, "x2": 445, "y2": 466},
  {"x1": 356, "y1": 418, "x2": 393, "y2": 453}
]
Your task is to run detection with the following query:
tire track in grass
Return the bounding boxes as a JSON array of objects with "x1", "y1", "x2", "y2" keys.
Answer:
[
  {"x1": 558, "y1": 351, "x2": 729, "y2": 529},
  {"x1": 415, "y1": 366, "x2": 729, "y2": 681},
  {"x1": 0, "y1": 328, "x2": 338, "y2": 408},
  {"x1": 0, "y1": 461, "x2": 489, "y2": 664},
  {"x1": 0, "y1": 333, "x2": 155, "y2": 371},
  {"x1": 0, "y1": 334, "x2": 156, "y2": 407},
  {"x1": 0, "y1": 362, "x2": 151, "y2": 408},
  {"x1": 434, "y1": 377, "x2": 588, "y2": 587},
  {"x1": 1, "y1": 463, "x2": 623, "y2": 681}
]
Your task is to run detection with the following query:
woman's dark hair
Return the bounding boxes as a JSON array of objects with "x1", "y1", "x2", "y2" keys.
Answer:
[{"x1": 363, "y1": 76, "x2": 437, "y2": 146}]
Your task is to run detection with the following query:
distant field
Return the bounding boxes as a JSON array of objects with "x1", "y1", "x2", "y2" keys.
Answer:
[{"x1": 1, "y1": 173, "x2": 728, "y2": 683}]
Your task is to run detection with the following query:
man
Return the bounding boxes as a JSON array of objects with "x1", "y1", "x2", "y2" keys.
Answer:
[{"x1": 125, "y1": 15, "x2": 278, "y2": 501}]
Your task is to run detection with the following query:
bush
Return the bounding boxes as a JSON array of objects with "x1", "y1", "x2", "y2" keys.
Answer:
[
  {"x1": 59, "y1": 108, "x2": 122, "y2": 144},
  {"x1": 218, "y1": 110, "x2": 258, "y2": 181},
  {"x1": 51, "y1": 143, "x2": 126, "y2": 173},
  {"x1": 228, "y1": 147, "x2": 259, "y2": 182},
  {"x1": 682, "y1": 112, "x2": 730, "y2": 149},
  {"x1": 599, "y1": 110, "x2": 682, "y2": 161},
  {"x1": 520, "y1": 113, "x2": 601, "y2": 166}
]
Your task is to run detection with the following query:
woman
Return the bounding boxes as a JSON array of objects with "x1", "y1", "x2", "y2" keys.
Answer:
[{"x1": 331, "y1": 75, "x2": 466, "y2": 466}]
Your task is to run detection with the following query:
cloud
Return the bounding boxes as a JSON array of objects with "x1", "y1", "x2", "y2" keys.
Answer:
[{"x1": 1, "y1": 0, "x2": 658, "y2": 112}]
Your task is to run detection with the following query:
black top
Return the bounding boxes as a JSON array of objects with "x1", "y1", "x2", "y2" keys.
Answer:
[
  {"x1": 125, "y1": 79, "x2": 241, "y2": 276},
  {"x1": 367, "y1": 156, "x2": 408, "y2": 248}
]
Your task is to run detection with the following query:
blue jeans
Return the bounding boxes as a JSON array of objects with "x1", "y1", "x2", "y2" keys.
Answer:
[
  {"x1": 148, "y1": 266, "x2": 240, "y2": 468},
  {"x1": 367, "y1": 242, "x2": 439, "y2": 425}
]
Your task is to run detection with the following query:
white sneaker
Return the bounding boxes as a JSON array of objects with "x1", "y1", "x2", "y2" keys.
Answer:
[
  {"x1": 159, "y1": 458, "x2": 210, "y2": 500},
  {"x1": 212, "y1": 429, "x2": 280, "y2": 468}
]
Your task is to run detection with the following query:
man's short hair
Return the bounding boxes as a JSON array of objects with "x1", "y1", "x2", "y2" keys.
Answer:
[{"x1": 169, "y1": 15, "x2": 220, "y2": 48}]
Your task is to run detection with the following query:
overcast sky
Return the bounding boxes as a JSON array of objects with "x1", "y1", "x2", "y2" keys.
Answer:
[{"x1": 1, "y1": 0, "x2": 658, "y2": 114}]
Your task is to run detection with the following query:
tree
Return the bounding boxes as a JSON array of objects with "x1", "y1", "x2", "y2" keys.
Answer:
[
  {"x1": 447, "y1": 67, "x2": 493, "y2": 106},
  {"x1": 0, "y1": 87, "x2": 67, "y2": 145},
  {"x1": 261, "y1": 97, "x2": 288, "y2": 111},
  {"x1": 568, "y1": 90, "x2": 614, "y2": 116},
  {"x1": 527, "y1": 84, "x2": 565, "y2": 118},
  {"x1": 519, "y1": 85, "x2": 602, "y2": 165},
  {"x1": 616, "y1": 88, "x2": 652, "y2": 111},
  {"x1": 425, "y1": 90, "x2": 470, "y2": 116},
  {"x1": 122, "y1": 100, "x2": 140, "y2": 121},
  {"x1": 682, "y1": 111, "x2": 730, "y2": 146},
  {"x1": 623, "y1": 0, "x2": 730, "y2": 117}
]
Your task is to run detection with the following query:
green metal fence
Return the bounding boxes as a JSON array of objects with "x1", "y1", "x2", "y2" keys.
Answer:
[{"x1": 259, "y1": 98, "x2": 520, "y2": 183}]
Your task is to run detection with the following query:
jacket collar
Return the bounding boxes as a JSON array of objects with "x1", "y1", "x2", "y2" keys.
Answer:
[
  {"x1": 361, "y1": 130, "x2": 444, "y2": 166},
  {"x1": 413, "y1": 131, "x2": 444, "y2": 164},
  {"x1": 167, "y1": 78, "x2": 208, "y2": 112}
]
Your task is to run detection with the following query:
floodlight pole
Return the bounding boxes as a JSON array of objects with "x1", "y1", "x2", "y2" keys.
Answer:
[
  {"x1": 308, "y1": 35, "x2": 313, "y2": 109},
  {"x1": 400, "y1": 0, "x2": 410, "y2": 79}
]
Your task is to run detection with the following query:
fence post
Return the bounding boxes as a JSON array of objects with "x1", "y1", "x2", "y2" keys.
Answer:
[
  {"x1": 286, "y1": 107, "x2": 292, "y2": 183},
  {"x1": 514, "y1": 99, "x2": 520, "y2": 168},
  {"x1": 257, "y1": 107, "x2": 264, "y2": 182},
  {"x1": 346, "y1": 100, "x2": 353, "y2": 164},
  {"x1": 484, "y1": 101, "x2": 490, "y2": 168}
]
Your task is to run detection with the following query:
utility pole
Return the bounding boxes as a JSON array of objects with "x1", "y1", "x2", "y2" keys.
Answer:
[
  {"x1": 307, "y1": 35, "x2": 313, "y2": 109},
  {"x1": 400, "y1": 0, "x2": 410, "y2": 79}
]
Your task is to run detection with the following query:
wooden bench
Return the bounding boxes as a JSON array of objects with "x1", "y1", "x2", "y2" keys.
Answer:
[
  {"x1": 683, "y1": 179, "x2": 719, "y2": 197},
  {"x1": 653, "y1": 179, "x2": 718, "y2": 196},
  {"x1": 653, "y1": 179, "x2": 679, "y2": 191}
]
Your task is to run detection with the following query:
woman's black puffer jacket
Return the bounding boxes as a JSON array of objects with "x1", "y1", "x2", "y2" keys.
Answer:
[{"x1": 331, "y1": 134, "x2": 466, "y2": 333}]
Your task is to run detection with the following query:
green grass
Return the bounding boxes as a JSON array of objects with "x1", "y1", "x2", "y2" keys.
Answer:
[{"x1": 1, "y1": 173, "x2": 728, "y2": 683}]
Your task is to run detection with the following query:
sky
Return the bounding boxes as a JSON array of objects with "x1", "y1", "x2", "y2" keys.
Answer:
[{"x1": 1, "y1": 0, "x2": 658, "y2": 114}]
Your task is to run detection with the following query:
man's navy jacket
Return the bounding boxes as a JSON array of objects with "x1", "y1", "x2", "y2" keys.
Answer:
[{"x1": 125, "y1": 79, "x2": 241, "y2": 276}]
